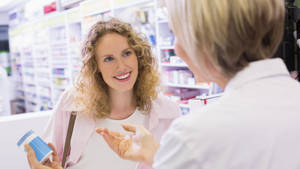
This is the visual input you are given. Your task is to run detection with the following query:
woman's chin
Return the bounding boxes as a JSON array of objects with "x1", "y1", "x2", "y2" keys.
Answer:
[{"x1": 111, "y1": 85, "x2": 134, "y2": 93}]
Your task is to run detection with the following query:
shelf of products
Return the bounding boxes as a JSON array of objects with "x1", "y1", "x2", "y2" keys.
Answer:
[
  {"x1": 33, "y1": 19, "x2": 53, "y2": 111},
  {"x1": 9, "y1": 27, "x2": 26, "y2": 114},
  {"x1": 160, "y1": 63, "x2": 188, "y2": 67},
  {"x1": 155, "y1": 2, "x2": 220, "y2": 114},
  {"x1": 48, "y1": 14, "x2": 70, "y2": 105}
]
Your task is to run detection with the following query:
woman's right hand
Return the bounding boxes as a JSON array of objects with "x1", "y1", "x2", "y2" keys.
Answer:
[
  {"x1": 96, "y1": 124, "x2": 160, "y2": 166},
  {"x1": 25, "y1": 143, "x2": 63, "y2": 169}
]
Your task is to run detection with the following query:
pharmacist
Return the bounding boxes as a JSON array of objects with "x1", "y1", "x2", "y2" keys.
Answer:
[{"x1": 97, "y1": 0, "x2": 300, "y2": 169}]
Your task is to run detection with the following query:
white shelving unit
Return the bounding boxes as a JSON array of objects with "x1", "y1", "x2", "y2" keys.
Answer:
[
  {"x1": 33, "y1": 18, "x2": 53, "y2": 111},
  {"x1": 9, "y1": 6, "x2": 83, "y2": 112},
  {"x1": 155, "y1": 0, "x2": 215, "y2": 113},
  {"x1": 66, "y1": 7, "x2": 82, "y2": 82},
  {"x1": 160, "y1": 63, "x2": 188, "y2": 67},
  {"x1": 159, "y1": 46, "x2": 174, "y2": 50},
  {"x1": 20, "y1": 22, "x2": 39, "y2": 112},
  {"x1": 165, "y1": 83, "x2": 210, "y2": 90},
  {"x1": 8, "y1": 25, "x2": 26, "y2": 114},
  {"x1": 47, "y1": 13, "x2": 70, "y2": 105}
]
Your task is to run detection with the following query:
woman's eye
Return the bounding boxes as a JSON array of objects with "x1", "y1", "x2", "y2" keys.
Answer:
[
  {"x1": 104, "y1": 56, "x2": 114, "y2": 62},
  {"x1": 123, "y1": 51, "x2": 132, "y2": 57}
]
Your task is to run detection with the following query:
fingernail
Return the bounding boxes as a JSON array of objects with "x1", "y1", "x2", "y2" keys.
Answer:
[{"x1": 95, "y1": 129, "x2": 104, "y2": 136}]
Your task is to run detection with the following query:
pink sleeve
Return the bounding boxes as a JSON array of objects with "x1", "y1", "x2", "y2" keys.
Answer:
[
  {"x1": 42, "y1": 90, "x2": 73, "y2": 162},
  {"x1": 136, "y1": 96, "x2": 182, "y2": 169},
  {"x1": 152, "y1": 96, "x2": 181, "y2": 140}
]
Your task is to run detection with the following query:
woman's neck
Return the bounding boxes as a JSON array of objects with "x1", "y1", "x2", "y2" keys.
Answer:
[{"x1": 108, "y1": 88, "x2": 136, "y2": 120}]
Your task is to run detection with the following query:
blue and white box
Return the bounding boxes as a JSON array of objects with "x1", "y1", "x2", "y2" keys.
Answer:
[{"x1": 17, "y1": 130, "x2": 53, "y2": 163}]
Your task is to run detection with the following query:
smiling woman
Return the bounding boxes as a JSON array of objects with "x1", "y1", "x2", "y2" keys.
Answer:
[
  {"x1": 24, "y1": 18, "x2": 181, "y2": 169},
  {"x1": 96, "y1": 33, "x2": 139, "y2": 95},
  {"x1": 76, "y1": 19, "x2": 160, "y2": 118}
]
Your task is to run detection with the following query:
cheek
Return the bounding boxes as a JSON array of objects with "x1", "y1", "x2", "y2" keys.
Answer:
[
  {"x1": 174, "y1": 42, "x2": 189, "y2": 62},
  {"x1": 98, "y1": 64, "x2": 112, "y2": 79},
  {"x1": 174, "y1": 42, "x2": 192, "y2": 68},
  {"x1": 130, "y1": 55, "x2": 139, "y2": 71}
]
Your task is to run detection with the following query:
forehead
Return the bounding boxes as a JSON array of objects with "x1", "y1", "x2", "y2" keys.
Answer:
[{"x1": 96, "y1": 33, "x2": 130, "y2": 55}]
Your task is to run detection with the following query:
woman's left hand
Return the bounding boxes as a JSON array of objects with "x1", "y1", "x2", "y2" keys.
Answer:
[
  {"x1": 25, "y1": 143, "x2": 63, "y2": 169},
  {"x1": 96, "y1": 124, "x2": 160, "y2": 166}
]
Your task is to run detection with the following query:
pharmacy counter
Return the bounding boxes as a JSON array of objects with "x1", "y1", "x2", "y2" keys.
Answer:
[{"x1": 0, "y1": 111, "x2": 52, "y2": 169}]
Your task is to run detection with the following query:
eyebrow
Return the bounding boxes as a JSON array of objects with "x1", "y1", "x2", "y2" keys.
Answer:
[
  {"x1": 122, "y1": 47, "x2": 132, "y2": 53},
  {"x1": 100, "y1": 47, "x2": 132, "y2": 58}
]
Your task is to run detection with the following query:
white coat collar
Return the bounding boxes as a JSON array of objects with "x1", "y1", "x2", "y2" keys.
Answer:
[{"x1": 225, "y1": 58, "x2": 290, "y2": 92}]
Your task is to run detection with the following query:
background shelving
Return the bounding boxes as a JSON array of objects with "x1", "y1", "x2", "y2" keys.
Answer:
[
  {"x1": 8, "y1": 0, "x2": 222, "y2": 114},
  {"x1": 155, "y1": 1, "x2": 219, "y2": 113}
]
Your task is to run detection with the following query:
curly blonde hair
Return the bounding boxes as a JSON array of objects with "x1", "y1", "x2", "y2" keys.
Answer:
[{"x1": 74, "y1": 18, "x2": 159, "y2": 118}]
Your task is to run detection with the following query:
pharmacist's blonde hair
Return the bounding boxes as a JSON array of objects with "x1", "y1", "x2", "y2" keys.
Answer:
[
  {"x1": 74, "y1": 18, "x2": 159, "y2": 118},
  {"x1": 166, "y1": 0, "x2": 285, "y2": 78}
]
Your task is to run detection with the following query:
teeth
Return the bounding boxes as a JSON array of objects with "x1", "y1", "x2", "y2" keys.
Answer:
[{"x1": 115, "y1": 73, "x2": 130, "y2": 80}]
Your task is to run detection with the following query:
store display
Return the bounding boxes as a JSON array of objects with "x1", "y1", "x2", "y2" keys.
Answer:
[
  {"x1": 9, "y1": 26, "x2": 26, "y2": 114},
  {"x1": 113, "y1": 1, "x2": 156, "y2": 46},
  {"x1": 155, "y1": 3, "x2": 218, "y2": 113}
]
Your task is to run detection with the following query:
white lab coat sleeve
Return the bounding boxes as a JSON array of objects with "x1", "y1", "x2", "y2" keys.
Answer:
[{"x1": 153, "y1": 117, "x2": 200, "y2": 169}]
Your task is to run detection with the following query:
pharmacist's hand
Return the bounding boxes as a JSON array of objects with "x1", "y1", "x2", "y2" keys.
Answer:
[
  {"x1": 96, "y1": 124, "x2": 160, "y2": 166},
  {"x1": 25, "y1": 143, "x2": 63, "y2": 169}
]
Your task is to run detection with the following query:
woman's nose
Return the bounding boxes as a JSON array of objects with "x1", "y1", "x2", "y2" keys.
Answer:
[{"x1": 116, "y1": 58, "x2": 127, "y2": 70}]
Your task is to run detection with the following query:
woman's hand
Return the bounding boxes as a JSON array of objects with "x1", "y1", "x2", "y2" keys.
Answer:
[
  {"x1": 96, "y1": 124, "x2": 160, "y2": 166},
  {"x1": 25, "y1": 143, "x2": 63, "y2": 169}
]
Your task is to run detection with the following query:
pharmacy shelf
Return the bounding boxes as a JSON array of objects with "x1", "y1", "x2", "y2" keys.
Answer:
[
  {"x1": 37, "y1": 92, "x2": 52, "y2": 99},
  {"x1": 159, "y1": 46, "x2": 174, "y2": 50},
  {"x1": 165, "y1": 83, "x2": 210, "y2": 90},
  {"x1": 157, "y1": 19, "x2": 168, "y2": 24},
  {"x1": 52, "y1": 74, "x2": 68, "y2": 78},
  {"x1": 53, "y1": 86, "x2": 66, "y2": 90},
  {"x1": 160, "y1": 63, "x2": 188, "y2": 67},
  {"x1": 113, "y1": 0, "x2": 154, "y2": 10},
  {"x1": 155, "y1": 2, "x2": 213, "y2": 114},
  {"x1": 179, "y1": 104, "x2": 190, "y2": 109}
]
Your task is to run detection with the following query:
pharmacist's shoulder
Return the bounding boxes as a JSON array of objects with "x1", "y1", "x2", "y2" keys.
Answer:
[
  {"x1": 151, "y1": 94, "x2": 181, "y2": 119},
  {"x1": 167, "y1": 106, "x2": 234, "y2": 148}
]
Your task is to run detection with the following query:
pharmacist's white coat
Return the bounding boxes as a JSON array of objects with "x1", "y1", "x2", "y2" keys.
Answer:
[{"x1": 154, "y1": 58, "x2": 300, "y2": 169}]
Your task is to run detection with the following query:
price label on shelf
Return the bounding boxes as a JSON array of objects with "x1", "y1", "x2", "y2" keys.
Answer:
[{"x1": 80, "y1": 0, "x2": 111, "y2": 16}]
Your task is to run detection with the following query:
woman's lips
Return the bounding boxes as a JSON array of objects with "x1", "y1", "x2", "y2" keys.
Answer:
[{"x1": 114, "y1": 72, "x2": 131, "y2": 82}]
